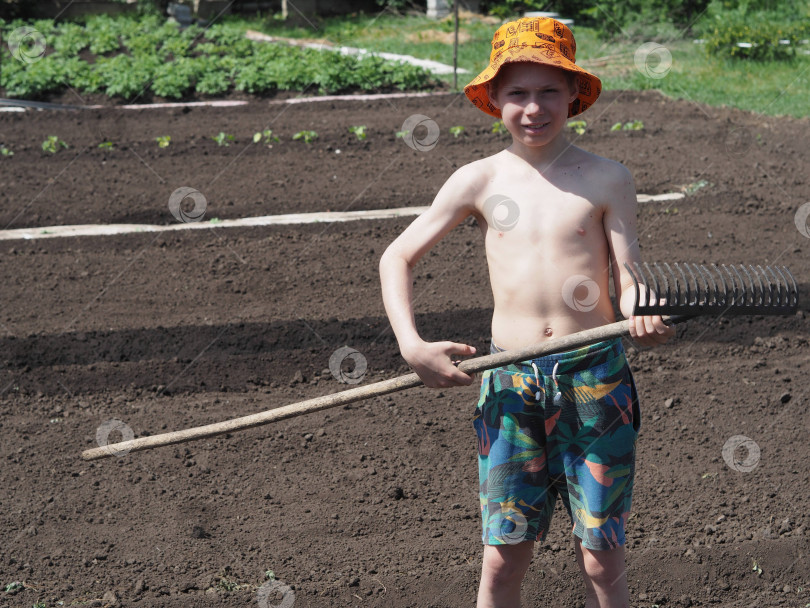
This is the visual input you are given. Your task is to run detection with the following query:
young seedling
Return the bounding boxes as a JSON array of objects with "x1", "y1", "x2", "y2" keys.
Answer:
[
  {"x1": 41, "y1": 135, "x2": 68, "y2": 154},
  {"x1": 349, "y1": 125, "x2": 367, "y2": 141},
  {"x1": 212, "y1": 132, "x2": 235, "y2": 147},
  {"x1": 98, "y1": 141, "x2": 114, "y2": 150},
  {"x1": 349, "y1": 125, "x2": 367, "y2": 140},
  {"x1": 0, "y1": 145, "x2": 13, "y2": 157},
  {"x1": 292, "y1": 130, "x2": 318, "y2": 144},
  {"x1": 155, "y1": 135, "x2": 171, "y2": 148},
  {"x1": 449, "y1": 125, "x2": 466, "y2": 138},
  {"x1": 253, "y1": 130, "x2": 280, "y2": 147},
  {"x1": 683, "y1": 180, "x2": 710, "y2": 195},
  {"x1": 611, "y1": 120, "x2": 645, "y2": 131},
  {"x1": 491, "y1": 120, "x2": 507, "y2": 134},
  {"x1": 395, "y1": 129, "x2": 409, "y2": 139},
  {"x1": 567, "y1": 120, "x2": 587, "y2": 135}
]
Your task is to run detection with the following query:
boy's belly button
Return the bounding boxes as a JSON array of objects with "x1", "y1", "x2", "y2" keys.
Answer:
[
  {"x1": 577, "y1": 227, "x2": 586, "y2": 236},
  {"x1": 544, "y1": 327, "x2": 553, "y2": 337}
]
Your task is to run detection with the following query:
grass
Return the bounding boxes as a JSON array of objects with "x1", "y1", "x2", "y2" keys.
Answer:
[{"x1": 232, "y1": 12, "x2": 810, "y2": 118}]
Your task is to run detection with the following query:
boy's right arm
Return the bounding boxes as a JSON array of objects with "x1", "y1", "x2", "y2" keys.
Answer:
[{"x1": 379, "y1": 164, "x2": 482, "y2": 388}]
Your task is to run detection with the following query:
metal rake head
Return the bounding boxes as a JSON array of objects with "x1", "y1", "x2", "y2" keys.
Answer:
[{"x1": 625, "y1": 262, "x2": 799, "y2": 317}]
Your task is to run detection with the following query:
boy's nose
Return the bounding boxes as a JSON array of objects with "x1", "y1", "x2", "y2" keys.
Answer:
[{"x1": 525, "y1": 99, "x2": 542, "y2": 115}]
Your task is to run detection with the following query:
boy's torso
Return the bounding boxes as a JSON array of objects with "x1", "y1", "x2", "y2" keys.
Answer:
[{"x1": 469, "y1": 146, "x2": 621, "y2": 350}]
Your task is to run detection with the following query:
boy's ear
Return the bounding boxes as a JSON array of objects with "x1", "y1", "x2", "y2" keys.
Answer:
[
  {"x1": 486, "y1": 81, "x2": 501, "y2": 110},
  {"x1": 567, "y1": 74, "x2": 579, "y2": 105}
]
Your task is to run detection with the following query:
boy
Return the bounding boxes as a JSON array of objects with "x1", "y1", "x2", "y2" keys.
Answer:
[{"x1": 379, "y1": 16, "x2": 674, "y2": 608}]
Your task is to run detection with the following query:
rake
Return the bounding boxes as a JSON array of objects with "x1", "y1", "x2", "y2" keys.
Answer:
[{"x1": 80, "y1": 262, "x2": 799, "y2": 461}]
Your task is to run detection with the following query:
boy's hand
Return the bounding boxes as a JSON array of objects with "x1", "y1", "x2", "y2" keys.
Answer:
[
  {"x1": 401, "y1": 340, "x2": 477, "y2": 388},
  {"x1": 628, "y1": 314, "x2": 675, "y2": 347}
]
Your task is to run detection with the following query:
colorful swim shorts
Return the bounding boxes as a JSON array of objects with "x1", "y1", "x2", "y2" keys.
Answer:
[{"x1": 473, "y1": 338, "x2": 640, "y2": 550}]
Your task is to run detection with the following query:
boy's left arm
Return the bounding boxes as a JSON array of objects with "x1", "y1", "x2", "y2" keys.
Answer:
[{"x1": 602, "y1": 163, "x2": 675, "y2": 347}]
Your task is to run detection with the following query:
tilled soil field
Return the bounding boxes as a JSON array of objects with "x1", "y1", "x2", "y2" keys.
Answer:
[{"x1": 1, "y1": 89, "x2": 808, "y2": 608}]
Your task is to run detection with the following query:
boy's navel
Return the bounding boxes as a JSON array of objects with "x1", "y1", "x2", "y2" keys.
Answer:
[
  {"x1": 576, "y1": 227, "x2": 586, "y2": 236},
  {"x1": 544, "y1": 327, "x2": 553, "y2": 337}
]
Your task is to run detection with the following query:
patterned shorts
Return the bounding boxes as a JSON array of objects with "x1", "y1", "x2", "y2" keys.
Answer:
[{"x1": 473, "y1": 338, "x2": 640, "y2": 550}]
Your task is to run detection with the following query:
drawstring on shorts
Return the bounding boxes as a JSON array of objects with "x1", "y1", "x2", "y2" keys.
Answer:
[{"x1": 531, "y1": 361, "x2": 562, "y2": 403}]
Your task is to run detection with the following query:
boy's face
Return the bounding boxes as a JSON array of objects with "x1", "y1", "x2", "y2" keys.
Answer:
[{"x1": 488, "y1": 62, "x2": 578, "y2": 147}]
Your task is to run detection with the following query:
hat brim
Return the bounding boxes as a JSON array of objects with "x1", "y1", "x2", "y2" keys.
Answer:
[{"x1": 464, "y1": 54, "x2": 602, "y2": 119}]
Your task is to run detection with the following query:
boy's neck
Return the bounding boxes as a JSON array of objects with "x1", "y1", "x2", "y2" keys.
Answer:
[{"x1": 506, "y1": 133, "x2": 574, "y2": 172}]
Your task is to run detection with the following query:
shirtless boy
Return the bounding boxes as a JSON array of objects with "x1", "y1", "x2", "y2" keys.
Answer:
[{"x1": 379, "y1": 17, "x2": 674, "y2": 608}]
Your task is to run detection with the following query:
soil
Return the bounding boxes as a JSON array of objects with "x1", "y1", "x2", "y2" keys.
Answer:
[{"x1": 0, "y1": 89, "x2": 808, "y2": 608}]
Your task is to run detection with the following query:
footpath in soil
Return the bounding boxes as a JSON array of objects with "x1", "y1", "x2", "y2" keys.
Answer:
[{"x1": 1, "y1": 90, "x2": 808, "y2": 607}]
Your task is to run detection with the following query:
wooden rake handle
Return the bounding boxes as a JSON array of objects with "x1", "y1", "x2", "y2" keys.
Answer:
[{"x1": 80, "y1": 316, "x2": 682, "y2": 461}]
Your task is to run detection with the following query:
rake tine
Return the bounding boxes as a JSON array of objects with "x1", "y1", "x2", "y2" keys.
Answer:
[
  {"x1": 739, "y1": 265, "x2": 755, "y2": 307},
  {"x1": 780, "y1": 266, "x2": 799, "y2": 308},
  {"x1": 694, "y1": 264, "x2": 709, "y2": 307},
  {"x1": 641, "y1": 262, "x2": 656, "y2": 308},
  {"x1": 755, "y1": 265, "x2": 773, "y2": 306},
  {"x1": 699, "y1": 264, "x2": 718, "y2": 306},
  {"x1": 684, "y1": 263, "x2": 699, "y2": 307},
  {"x1": 676, "y1": 263, "x2": 689, "y2": 307},
  {"x1": 663, "y1": 262, "x2": 676, "y2": 306},
  {"x1": 764, "y1": 265, "x2": 779, "y2": 306},
  {"x1": 731, "y1": 265, "x2": 747, "y2": 306},
  {"x1": 721, "y1": 264, "x2": 738, "y2": 307},
  {"x1": 712, "y1": 263, "x2": 728, "y2": 307},
  {"x1": 768, "y1": 266, "x2": 787, "y2": 307},
  {"x1": 751, "y1": 265, "x2": 766, "y2": 307},
  {"x1": 646, "y1": 262, "x2": 662, "y2": 308},
  {"x1": 772, "y1": 266, "x2": 786, "y2": 307}
]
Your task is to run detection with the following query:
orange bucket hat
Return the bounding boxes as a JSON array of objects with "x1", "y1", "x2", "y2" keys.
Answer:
[{"x1": 464, "y1": 17, "x2": 602, "y2": 119}]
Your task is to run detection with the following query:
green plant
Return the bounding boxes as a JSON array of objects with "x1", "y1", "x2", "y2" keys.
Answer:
[
  {"x1": 567, "y1": 120, "x2": 587, "y2": 135},
  {"x1": 698, "y1": 2, "x2": 810, "y2": 61},
  {"x1": 1, "y1": 145, "x2": 13, "y2": 157},
  {"x1": 293, "y1": 130, "x2": 318, "y2": 144},
  {"x1": 41, "y1": 135, "x2": 68, "y2": 154},
  {"x1": 33, "y1": 602, "x2": 47, "y2": 608},
  {"x1": 349, "y1": 125, "x2": 367, "y2": 140},
  {"x1": 4, "y1": 581, "x2": 23, "y2": 593},
  {"x1": 491, "y1": 120, "x2": 507, "y2": 134},
  {"x1": 253, "y1": 130, "x2": 280, "y2": 146},
  {"x1": 611, "y1": 120, "x2": 645, "y2": 131},
  {"x1": 485, "y1": 0, "x2": 547, "y2": 19},
  {"x1": 155, "y1": 135, "x2": 171, "y2": 148},
  {"x1": 449, "y1": 125, "x2": 465, "y2": 138},
  {"x1": 683, "y1": 179, "x2": 710, "y2": 195},
  {"x1": 98, "y1": 141, "x2": 114, "y2": 149},
  {"x1": 212, "y1": 132, "x2": 235, "y2": 147}
]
